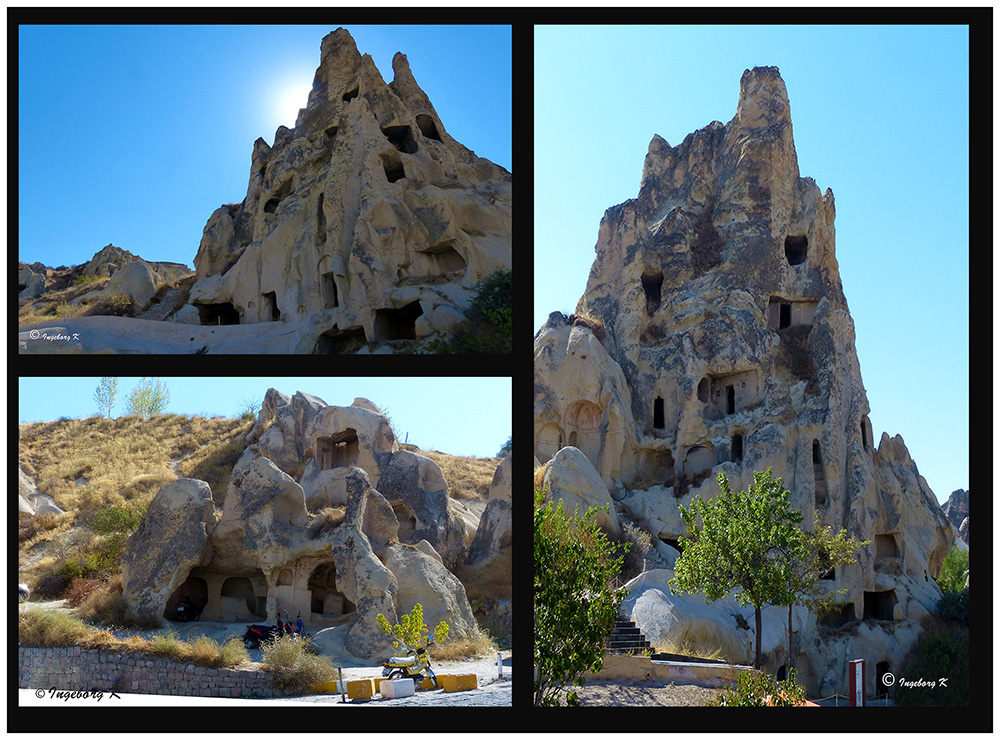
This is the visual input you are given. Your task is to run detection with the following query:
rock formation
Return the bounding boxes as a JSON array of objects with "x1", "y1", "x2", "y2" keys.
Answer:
[
  {"x1": 20, "y1": 28, "x2": 511, "y2": 355},
  {"x1": 18, "y1": 244, "x2": 193, "y2": 316},
  {"x1": 534, "y1": 66, "x2": 955, "y2": 698},
  {"x1": 121, "y1": 388, "x2": 487, "y2": 661},
  {"x1": 180, "y1": 27, "x2": 511, "y2": 352},
  {"x1": 941, "y1": 488, "x2": 969, "y2": 543}
]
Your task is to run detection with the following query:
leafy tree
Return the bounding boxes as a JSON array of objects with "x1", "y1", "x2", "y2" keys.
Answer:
[
  {"x1": 497, "y1": 436, "x2": 512, "y2": 458},
  {"x1": 534, "y1": 487, "x2": 628, "y2": 706},
  {"x1": 125, "y1": 377, "x2": 170, "y2": 418},
  {"x1": 93, "y1": 377, "x2": 118, "y2": 418},
  {"x1": 777, "y1": 516, "x2": 867, "y2": 669},
  {"x1": 936, "y1": 545, "x2": 969, "y2": 594},
  {"x1": 376, "y1": 603, "x2": 449, "y2": 650},
  {"x1": 669, "y1": 468, "x2": 802, "y2": 669}
]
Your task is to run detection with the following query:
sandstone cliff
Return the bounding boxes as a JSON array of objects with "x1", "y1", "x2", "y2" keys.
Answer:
[
  {"x1": 534, "y1": 66, "x2": 955, "y2": 698},
  {"x1": 180, "y1": 28, "x2": 511, "y2": 352}
]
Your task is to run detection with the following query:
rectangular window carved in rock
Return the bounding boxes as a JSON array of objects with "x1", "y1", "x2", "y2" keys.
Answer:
[{"x1": 317, "y1": 429, "x2": 360, "y2": 469}]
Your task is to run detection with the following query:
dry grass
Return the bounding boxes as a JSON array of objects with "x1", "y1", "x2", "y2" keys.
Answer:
[
  {"x1": 457, "y1": 551, "x2": 512, "y2": 602},
  {"x1": 261, "y1": 636, "x2": 339, "y2": 690},
  {"x1": 18, "y1": 275, "x2": 112, "y2": 325},
  {"x1": 416, "y1": 449, "x2": 501, "y2": 501},
  {"x1": 18, "y1": 606, "x2": 255, "y2": 669},
  {"x1": 429, "y1": 624, "x2": 498, "y2": 661},
  {"x1": 18, "y1": 414, "x2": 250, "y2": 595}
]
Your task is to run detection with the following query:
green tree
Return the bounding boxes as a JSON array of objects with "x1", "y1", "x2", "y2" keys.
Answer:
[
  {"x1": 376, "y1": 603, "x2": 449, "y2": 649},
  {"x1": 497, "y1": 436, "x2": 512, "y2": 458},
  {"x1": 125, "y1": 377, "x2": 170, "y2": 418},
  {"x1": 777, "y1": 516, "x2": 867, "y2": 669},
  {"x1": 93, "y1": 377, "x2": 118, "y2": 418},
  {"x1": 936, "y1": 545, "x2": 969, "y2": 594},
  {"x1": 534, "y1": 488, "x2": 627, "y2": 706},
  {"x1": 669, "y1": 468, "x2": 802, "y2": 669}
]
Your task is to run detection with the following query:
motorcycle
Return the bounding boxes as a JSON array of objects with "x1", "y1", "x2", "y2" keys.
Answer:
[
  {"x1": 174, "y1": 596, "x2": 200, "y2": 622},
  {"x1": 243, "y1": 616, "x2": 285, "y2": 649},
  {"x1": 382, "y1": 635, "x2": 439, "y2": 689},
  {"x1": 282, "y1": 610, "x2": 308, "y2": 641}
]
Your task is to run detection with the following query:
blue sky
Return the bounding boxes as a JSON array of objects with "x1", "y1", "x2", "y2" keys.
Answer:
[
  {"x1": 17, "y1": 377, "x2": 512, "y2": 458},
  {"x1": 535, "y1": 25, "x2": 969, "y2": 503},
  {"x1": 17, "y1": 24, "x2": 512, "y2": 269}
]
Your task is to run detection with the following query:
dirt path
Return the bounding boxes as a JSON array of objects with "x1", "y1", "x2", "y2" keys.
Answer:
[{"x1": 569, "y1": 678, "x2": 724, "y2": 706}]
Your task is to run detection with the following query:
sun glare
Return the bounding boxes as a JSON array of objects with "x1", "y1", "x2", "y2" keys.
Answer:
[{"x1": 277, "y1": 82, "x2": 313, "y2": 128}]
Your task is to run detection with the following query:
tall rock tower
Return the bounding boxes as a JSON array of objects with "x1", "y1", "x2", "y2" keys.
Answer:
[
  {"x1": 534, "y1": 67, "x2": 954, "y2": 697},
  {"x1": 185, "y1": 28, "x2": 511, "y2": 353}
]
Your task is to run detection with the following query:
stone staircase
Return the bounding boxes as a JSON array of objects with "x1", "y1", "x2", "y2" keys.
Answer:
[
  {"x1": 605, "y1": 617, "x2": 652, "y2": 655},
  {"x1": 137, "y1": 286, "x2": 188, "y2": 322}
]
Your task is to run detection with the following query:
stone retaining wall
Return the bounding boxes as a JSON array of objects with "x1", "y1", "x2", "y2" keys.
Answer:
[
  {"x1": 592, "y1": 654, "x2": 753, "y2": 688},
  {"x1": 18, "y1": 646, "x2": 297, "y2": 698}
]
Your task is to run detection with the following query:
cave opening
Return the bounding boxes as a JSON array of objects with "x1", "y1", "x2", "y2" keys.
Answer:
[
  {"x1": 784, "y1": 235, "x2": 808, "y2": 265},
  {"x1": 416, "y1": 114, "x2": 442, "y2": 141},
  {"x1": 195, "y1": 302, "x2": 240, "y2": 325},
  {"x1": 381, "y1": 124, "x2": 418, "y2": 154},
  {"x1": 374, "y1": 301, "x2": 423, "y2": 341}
]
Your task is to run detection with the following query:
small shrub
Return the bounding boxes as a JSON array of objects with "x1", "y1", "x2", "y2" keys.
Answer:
[
  {"x1": 148, "y1": 630, "x2": 185, "y2": 661},
  {"x1": 65, "y1": 577, "x2": 104, "y2": 606},
  {"x1": 18, "y1": 607, "x2": 96, "y2": 647},
  {"x1": 427, "y1": 269, "x2": 512, "y2": 354},
  {"x1": 261, "y1": 637, "x2": 337, "y2": 691},
  {"x1": 189, "y1": 635, "x2": 222, "y2": 667},
  {"x1": 88, "y1": 503, "x2": 146, "y2": 535},
  {"x1": 92, "y1": 293, "x2": 136, "y2": 318},
  {"x1": 218, "y1": 636, "x2": 252, "y2": 667},
  {"x1": 429, "y1": 624, "x2": 497, "y2": 661},
  {"x1": 710, "y1": 668, "x2": 808, "y2": 707},
  {"x1": 895, "y1": 621, "x2": 969, "y2": 706},
  {"x1": 614, "y1": 520, "x2": 652, "y2": 584},
  {"x1": 72, "y1": 274, "x2": 102, "y2": 287},
  {"x1": 935, "y1": 587, "x2": 969, "y2": 624},
  {"x1": 307, "y1": 507, "x2": 346, "y2": 538}
]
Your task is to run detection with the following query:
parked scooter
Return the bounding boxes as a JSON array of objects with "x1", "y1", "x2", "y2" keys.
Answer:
[{"x1": 382, "y1": 635, "x2": 439, "y2": 688}]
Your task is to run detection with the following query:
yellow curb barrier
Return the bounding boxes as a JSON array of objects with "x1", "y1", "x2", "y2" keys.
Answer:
[
  {"x1": 345, "y1": 678, "x2": 376, "y2": 700},
  {"x1": 439, "y1": 673, "x2": 478, "y2": 692}
]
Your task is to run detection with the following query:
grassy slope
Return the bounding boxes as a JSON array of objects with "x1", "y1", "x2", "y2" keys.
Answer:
[{"x1": 18, "y1": 416, "x2": 502, "y2": 595}]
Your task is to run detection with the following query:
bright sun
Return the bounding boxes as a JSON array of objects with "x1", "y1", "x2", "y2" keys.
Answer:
[{"x1": 277, "y1": 83, "x2": 313, "y2": 128}]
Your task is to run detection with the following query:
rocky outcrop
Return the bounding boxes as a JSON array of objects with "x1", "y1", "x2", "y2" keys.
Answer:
[
  {"x1": 942, "y1": 489, "x2": 969, "y2": 543},
  {"x1": 18, "y1": 244, "x2": 194, "y2": 319},
  {"x1": 121, "y1": 388, "x2": 483, "y2": 660},
  {"x1": 465, "y1": 455, "x2": 513, "y2": 569},
  {"x1": 184, "y1": 28, "x2": 511, "y2": 353},
  {"x1": 120, "y1": 479, "x2": 219, "y2": 622},
  {"x1": 533, "y1": 66, "x2": 954, "y2": 697}
]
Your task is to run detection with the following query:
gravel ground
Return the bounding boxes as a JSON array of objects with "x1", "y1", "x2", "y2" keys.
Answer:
[
  {"x1": 20, "y1": 601, "x2": 511, "y2": 706},
  {"x1": 265, "y1": 653, "x2": 513, "y2": 706},
  {"x1": 570, "y1": 678, "x2": 724, "y2": 707}
]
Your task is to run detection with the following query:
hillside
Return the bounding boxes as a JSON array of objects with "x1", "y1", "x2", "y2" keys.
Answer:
[{"x1": 18, "y1": 414, "x2": 505, "y2": 610}]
